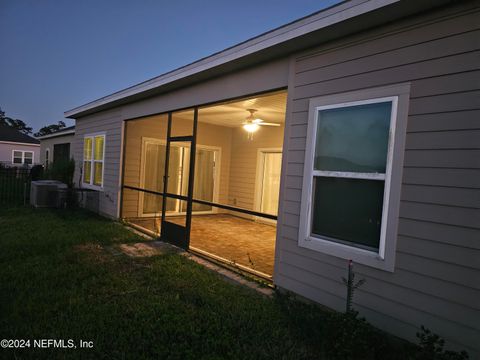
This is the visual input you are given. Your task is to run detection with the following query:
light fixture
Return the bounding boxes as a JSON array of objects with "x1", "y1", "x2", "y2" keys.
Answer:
[
  {"x1": 243, "y1": 123, "x2": 259, "y2": 140},
  {"x1": 242, "y1": 108, "x2": 280, "y2": 140},
  {"x1": 243, "y1": 123, "x2": 260, "y2": 133}
]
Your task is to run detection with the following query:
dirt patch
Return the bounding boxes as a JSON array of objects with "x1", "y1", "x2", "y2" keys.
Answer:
[
  {"x1": 118, "y1": 243, "x2": 159, "y2": 257},
  {"x1": 114, "y1": 241, "x2": 179, "y2": 258},
  {"x1": 74, "y1": 243, "x2": 110, "y2": 263}
]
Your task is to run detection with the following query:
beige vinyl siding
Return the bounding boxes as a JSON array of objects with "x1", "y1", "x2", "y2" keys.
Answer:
[
  {"x1": 73, "y1": 57, "x2": 289, "y2": 219},
  {"x1": 39, "y1": 134, "x2": 74, "y2": 164},
  {"x1": 228, "y1": 126, "x2": 284, "y2": 212},
  {"x1": 73, "y1": 108, "x2": 123, "y2": 218},
  {"x1": 121, "y1": 114, "x2": 167, "y2": 219},
  {"x1": 276, "y1": 2, "x2": 480, "y2": 357},
  {"x1": 120, "y1": 58, "x2": 289, "y2": 121}
]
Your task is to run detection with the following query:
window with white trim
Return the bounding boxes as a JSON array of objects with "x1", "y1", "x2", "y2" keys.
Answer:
[
  {"x1": 12, "y1": 150, "x2": 34, "y2": 165},
  {"x1": 83, "y1": 133, "x2": 105, "y2": 188},
  {"x1": 299, "y1": 85, "x2": 409, "y2": 271}
]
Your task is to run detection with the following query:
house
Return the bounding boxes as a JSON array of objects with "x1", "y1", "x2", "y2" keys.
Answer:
[
  {"x1": 0, "y1": 123, "x2": 40, "y2": 167},
  {"x1": 64, "y1": 0, "x2": 480, "y2": 356},
  {"x1": 37, "y1": 126, "x2": 75, "y2": 168}
]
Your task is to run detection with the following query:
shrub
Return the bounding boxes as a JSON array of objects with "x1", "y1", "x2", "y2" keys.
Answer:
[
  {"x1": 324, "y1": 310, "x2": 386, "y2": 360},
  {"x1": 44, "y1": 158, "x2": 75, "y2": 187},
  {"x1": 30, "y1": 164, "x2": 44, "y2": 180},
  {"x1": 413, "y1": 326, "x2": 469, "y2": 360},
  {"x1": 43, "y1": 158, "x2": 77, "y2": 208}
]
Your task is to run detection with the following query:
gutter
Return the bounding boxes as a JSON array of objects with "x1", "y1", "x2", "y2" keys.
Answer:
[{"x1": 0, "y1": 140, "x2": 40, "y2": 147}]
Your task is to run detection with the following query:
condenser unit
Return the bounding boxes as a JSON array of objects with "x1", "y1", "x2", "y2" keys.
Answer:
[{"x1": 30, "y1": 180, "x2": 68, "y2": 208}]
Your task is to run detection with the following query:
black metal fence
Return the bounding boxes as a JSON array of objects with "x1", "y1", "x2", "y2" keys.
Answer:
[{"x1": 0, "y1": 167, "x2": 31, "y2": 206}]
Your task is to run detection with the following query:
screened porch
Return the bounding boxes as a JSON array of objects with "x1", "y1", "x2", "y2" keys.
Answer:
[{"x1": 121, "y1": 90, "x2": 287, "y2": 278}]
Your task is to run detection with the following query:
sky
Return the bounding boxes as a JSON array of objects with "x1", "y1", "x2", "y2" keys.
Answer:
[{"x1": 0, "y1": 0, "x2": 340, "y2": 132}]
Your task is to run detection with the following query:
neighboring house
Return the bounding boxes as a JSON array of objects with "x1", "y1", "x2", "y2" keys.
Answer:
[
  {"x1": 64, "y1": 0, "x2": 480, "y2": 356},
  {"x1": 37, "y1": 126, "x2": 75, "y2": 168},
  {"x1": 0, "y1": 123, "x2": 40, "y2": 167}
]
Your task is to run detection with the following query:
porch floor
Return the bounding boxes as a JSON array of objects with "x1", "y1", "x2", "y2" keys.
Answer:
[{"x1": 126, "y1": 214, "x2": 276, "y2": 276}]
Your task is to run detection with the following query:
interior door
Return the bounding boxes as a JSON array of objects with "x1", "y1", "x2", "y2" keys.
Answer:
[
  {"x1": 141, "y1": 140, "x2": 182, "y2": 216},
  {"x1": 260, "y1": 152, "x2": 282, "y2": 216},
  {"x1": 181, "y1": 148, "x2": 217, "y2": 212}
]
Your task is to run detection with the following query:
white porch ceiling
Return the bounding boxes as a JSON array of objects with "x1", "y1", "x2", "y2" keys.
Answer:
[{"x1": 197, "y1": 91, "x2": 287, "y2": 127}]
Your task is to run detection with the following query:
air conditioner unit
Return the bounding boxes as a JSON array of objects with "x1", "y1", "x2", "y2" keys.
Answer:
[
  {"x1": 30, "y1": 180, "x2": 68, "y2": 208},
  {"x1": 81, "y1": 190, "x2": 99, "y2": 213}
]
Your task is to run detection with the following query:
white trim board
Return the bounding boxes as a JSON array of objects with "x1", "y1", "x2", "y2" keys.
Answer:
[
  {"x1": 298, "y1": 83, "x2": 410, "y2": 272},
  {"x1": 0, "y1": 140, "x2": 39, "y2": 147}
]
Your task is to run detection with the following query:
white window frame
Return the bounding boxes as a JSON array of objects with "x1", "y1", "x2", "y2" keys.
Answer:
[
  {"x1": 12, "y1": 150, "x2": 34, "y2": 165},
  {"x1": 82, "y1": 132, "x2": 106, "y2": 190},
  {"x1": 298, "y1": 84, "x2": 410, "y2": 272}
]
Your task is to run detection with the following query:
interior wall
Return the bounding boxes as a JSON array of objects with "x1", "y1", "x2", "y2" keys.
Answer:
[
  {"x1": 122, "y1": 114, "x2": 167, "y2": 218},
  {"x1": 196, "y1": 120, "x2": 233, "y2": 206},
  {"x1": 228, "y1": 125, "x2": 285, "y2": 214},
  {"x1": 122, "y1": 115, "x2": 232, "y2": 218},
  {"x1": 122, "y1": 114, "x2": 285, "y2": 219}
]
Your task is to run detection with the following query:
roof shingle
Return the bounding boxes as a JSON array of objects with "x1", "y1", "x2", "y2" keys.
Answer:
[{"x1": 0, "y1": 123, "x2": 40, "y2": 144}]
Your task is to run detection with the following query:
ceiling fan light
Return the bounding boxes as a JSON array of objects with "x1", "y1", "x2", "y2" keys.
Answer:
[{"x1": 243, "y1": 123, "x2": 260, "y2": 133}]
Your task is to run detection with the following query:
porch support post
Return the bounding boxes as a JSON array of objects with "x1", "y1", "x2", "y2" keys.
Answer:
[
  {"x1": 119, "y1": 120, "x2": 128, "y2": 220},
  {"x1": 184, "y1": 107, "x2": 198, "y2": 249},
  {"x1": 160, "y1": 112, "x2": 173, "y2": 238}
]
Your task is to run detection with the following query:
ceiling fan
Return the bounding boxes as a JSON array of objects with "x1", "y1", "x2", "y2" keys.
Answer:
[{"x1": 242, "y1": 108, "x2": 280, "y2": 134}]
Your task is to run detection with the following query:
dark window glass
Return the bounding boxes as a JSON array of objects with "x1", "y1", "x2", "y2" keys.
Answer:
[
  {"x1": 311, "y1": 176, "x2": 385, "y2": 250},
  {"x1": 13, "y1": 151, "x2": 22, "y2": 164},
  {"x1": 54, "y1": 143, "x2": 70, "y2": 163},
  {"x1": 315, "y1": 102, "x2": 392, "y2": 173}
]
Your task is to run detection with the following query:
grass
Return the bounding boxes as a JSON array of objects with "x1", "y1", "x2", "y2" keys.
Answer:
[{"x1": 0, "y1": 206, "x2": 415, "y2": 359}]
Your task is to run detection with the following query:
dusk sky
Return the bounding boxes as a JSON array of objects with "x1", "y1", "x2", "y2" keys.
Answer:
[{"x1": 0, "y1": 0, "x2": 340, "y2": 132}]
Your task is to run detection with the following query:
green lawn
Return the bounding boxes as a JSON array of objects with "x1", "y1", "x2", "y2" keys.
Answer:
[{"x1": 0, "y1": 207, "x2": 417, "y2": 359}]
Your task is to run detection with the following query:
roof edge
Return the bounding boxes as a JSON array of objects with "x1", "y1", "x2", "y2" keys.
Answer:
[
  {"x1": 65, "y1": 0, "x2": 400, "y2": 118},
  {"x1": 0, "y1": 140, "x2": 40, "y2": 146},
  {"x1": 35, "y1": 126, "x2": 76, "y2": 140}
]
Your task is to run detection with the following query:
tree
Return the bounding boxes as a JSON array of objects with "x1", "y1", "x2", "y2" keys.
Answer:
[
  {"x1": 0, "y1": 107, "x2": 33, "y2": 134},
  {"x1": 34, "y1": 121, "x2": 66, "y2": 137}
]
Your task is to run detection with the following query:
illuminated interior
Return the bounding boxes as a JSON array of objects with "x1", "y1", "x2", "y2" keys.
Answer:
[{"x1": 121, "y1": 90, "x2": 287, "y2": 278}]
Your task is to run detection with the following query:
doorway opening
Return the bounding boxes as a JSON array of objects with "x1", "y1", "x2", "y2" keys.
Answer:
[
  {"x1": 255, "y1": 149, "x2": 282, "y2": 224},
  {"x1": 139, "y1": 138, "x2": 219, "y2": 217}
]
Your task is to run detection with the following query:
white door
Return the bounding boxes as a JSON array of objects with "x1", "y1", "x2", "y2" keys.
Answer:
[
  {"x1": 140, "y1": 138, "x2": 219, "y2": 216},
  {"x1": 140, "y1": 140, "x2": 182, "y2": 216},
  {"x1": 256, "y1": 150, "x2": 282, "y2": 220},
  {"x1": 180, "y1": 147, "x2": 218, "y2": 213}
]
